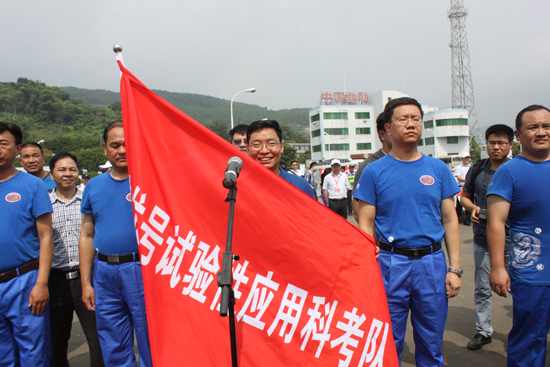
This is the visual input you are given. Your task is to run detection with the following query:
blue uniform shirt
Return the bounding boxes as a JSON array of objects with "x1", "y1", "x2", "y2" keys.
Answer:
[
  {"x1": 0, "y1": 171, "x2": 52, "y2": 273},
  {"x1": 354, "y1": 154, "x2": 459, "y2": 248},
  {"x1": 81, "y1": 173, "x2": 138, "y2": 255},
  {"x1": 279, "y1": 167, "x2": 316, "y2": 199},
  {"x1": 42, "y1": 173, "x2": 56, "y2": 191},
  {"x1": 487, "y1": 155, "x2": 550, "y2": 285}
]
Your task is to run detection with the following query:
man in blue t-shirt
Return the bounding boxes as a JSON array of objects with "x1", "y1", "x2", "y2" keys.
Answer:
[
  {"x1": 354, "y1": 97, "x2": 462, "y2": 366},
  {"x1": 79, "y1": 121, "x2": 152, "y2": 367},
  {"x1": 487, "y1": 105, "x2": 550, "y2": 367},
  {"x1": 20, "y1": 142, "x2": 56, "y2": 192},
  {"x1": 0, "y1": 122, "x2": 53, "y2": 366},
  {"x1": 246, "y1": 120, "x2": 315, "y2": 199},
  {"x1": 460, "y1": 124, "x2": 513, "y2": 350}
]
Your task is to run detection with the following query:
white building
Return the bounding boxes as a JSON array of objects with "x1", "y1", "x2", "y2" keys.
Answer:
[{"x1": 309, "y1": 90, "x2": 469, "y2": 165}]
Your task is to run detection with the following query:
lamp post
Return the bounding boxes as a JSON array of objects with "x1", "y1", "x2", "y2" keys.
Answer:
[
  {"x1": 425, "y1": 128, "x2": 436, "y2": 158},
  {"x1": 37, "y1": 139, "x2": 45, "y2": 144},
  {"x1": 230, "y1": 88, "x2": 256, "y2": 129},
  {"x1": 323, "y1": 131, "x2": 330, "y2": 160}
]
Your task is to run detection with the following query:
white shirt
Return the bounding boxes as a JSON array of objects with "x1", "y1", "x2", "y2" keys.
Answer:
[
  {"x1": 322, "y1": 172, "x2": 350, "y2": 199},
  {"x1": 454, "y1": 164, "x2": 471, "y2": 187}
]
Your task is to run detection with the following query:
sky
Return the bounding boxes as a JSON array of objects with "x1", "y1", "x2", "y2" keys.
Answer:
[{"x1": 2, "y1": 0, "x2": 548, "y2": 134}]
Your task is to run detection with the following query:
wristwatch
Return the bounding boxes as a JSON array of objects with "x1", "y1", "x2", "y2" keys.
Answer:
[{"x1": 448, "y1": 268, "x2": 463, "y2": 278}]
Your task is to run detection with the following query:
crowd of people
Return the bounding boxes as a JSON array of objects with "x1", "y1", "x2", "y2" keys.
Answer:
[{"x1": 0, "y1": 97, "x2": 549, "y2": 367}]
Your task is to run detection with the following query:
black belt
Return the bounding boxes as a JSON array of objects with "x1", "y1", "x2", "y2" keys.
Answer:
[
  {"x1": 378, "y1": 242, "x2": 442, "y2": 258},
  {"x1": 97, "y1": 252, "x2": 140, "y2": 264},
  {"x1": 329, "y1": 198, "x2": 347, "y2": 202},
  {"x1": 0, "y1": 259, "x2": 39, "y2": 283},
  {"x1": 50, "y1": 268, "x2": 80, "y2": 280}
]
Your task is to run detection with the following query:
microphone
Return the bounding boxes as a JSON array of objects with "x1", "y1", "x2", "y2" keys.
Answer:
[{"x1": 223, "y1": 157, "x2": 243, "y2": 189}]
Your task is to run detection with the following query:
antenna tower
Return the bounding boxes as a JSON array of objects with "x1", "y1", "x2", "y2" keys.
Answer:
[{"x1": 448, "y1": 0, "x2": 483, "y2": 145}]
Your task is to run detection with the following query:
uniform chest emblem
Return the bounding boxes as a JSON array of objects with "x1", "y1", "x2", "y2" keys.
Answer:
[
  {"x1": 126, "y1": 193, "x2": 132, "y2": 202},
  {"x1": 5, "y1": 192, "x2": 21, "y2": 202},
  {"x1": 419, "y1": 175, "x2": 435, "y2": 186}
]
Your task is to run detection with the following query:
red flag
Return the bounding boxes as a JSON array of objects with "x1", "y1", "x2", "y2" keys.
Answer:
[{"x1": 118, "y1": 61, "x2": 398, "y2": 366}]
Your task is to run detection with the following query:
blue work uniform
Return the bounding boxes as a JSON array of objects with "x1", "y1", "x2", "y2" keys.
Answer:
[
  {"x1": 354, "y1": 154, "x2": 459, "y2": 367},
  {"x1": 279, "y1": 166, "x2": 316, "y2": 199},
  {"x1": 81, "y1": 173, "x2": 152, "y2": 367},
  {"x1": 42, "y1": 173, "x2": 56, "y2": 192},
  {"x1": 488, "y1": 156, "x2": 550, "y2": 367},
  {"x1": 0, "y1": 171, "x2": 53, "y2": 366}
]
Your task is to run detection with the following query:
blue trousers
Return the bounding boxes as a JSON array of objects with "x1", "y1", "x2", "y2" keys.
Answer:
[
  {"x1": 378, "y1": 249, "x2": 448, "y2": 367},
  {"x1": 507, "y1": 279, "x2": 550, "y2": 367},
  {"x1": 0, "y1": 269, "x2": 50, "y2": 367},
  {"x1": 94, "y1": 259, "x2": 152, "y2": 367}
]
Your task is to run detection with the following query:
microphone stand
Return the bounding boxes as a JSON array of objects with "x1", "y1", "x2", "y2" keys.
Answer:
[{"x1": 217, "y1": 181, "x2": 239, "y2": 367}]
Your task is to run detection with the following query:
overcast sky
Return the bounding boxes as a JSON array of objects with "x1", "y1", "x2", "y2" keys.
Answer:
[{"x1": 2, "y1": 0, "x2": 548, "y2": 133}]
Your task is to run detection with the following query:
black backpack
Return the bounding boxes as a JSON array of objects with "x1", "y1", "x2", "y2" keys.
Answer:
[{"x1": 464, "y1": 158, "x2": 489, "y2": 193}]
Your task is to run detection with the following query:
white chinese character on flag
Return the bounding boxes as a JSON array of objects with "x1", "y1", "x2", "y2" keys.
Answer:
[
  {"x1": 330, "y1": 307, "x2": 366, "y2": 367},
  {"x1": 156, "y1": 228, "x2": 195, "y2": 288},
  {"x1": 182, "y1": 241, "x2": 220, "y2": 303},
  {"x1": 210, "y1": 260, "x2": 250, "y2": 311},
  {"x1": 236, "y1": 271, "x2": 279, "y2": 330},
  {"x1": 300, "y1": 297, "x2": 338, "y2": 358},
  {"x1": 139, "y1": 205, "x2": 170, "y2": 265},
  {"x1": 358, "y1": 318, "x2": 390, "y2": 367},
  {"x1": 267, "y1": 284, "x2": 307, "y2": 343}
]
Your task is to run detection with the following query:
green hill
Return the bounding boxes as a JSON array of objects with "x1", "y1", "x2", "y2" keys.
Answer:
[
  {"x1": 59, "y1": 86, "x2": 311, "y2": 133},
  {"x1": 0, "y1": 78, "x2": 311, "y2": 173}
]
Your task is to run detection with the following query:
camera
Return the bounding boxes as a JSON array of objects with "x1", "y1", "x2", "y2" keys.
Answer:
[{"x1": 478, "y1": 208, "x2": 488, "y2": 221}]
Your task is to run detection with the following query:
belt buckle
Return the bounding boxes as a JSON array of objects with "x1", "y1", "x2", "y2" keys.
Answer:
[
  {"x1": 107, "y1": 255, "x2": 120, "y2": 264},
  {"x1": 413, "y1": 250, "x2": 419, "y2": 257},
  {"x1": 65, "y1": 271, "x2": 79, "y2": 280}
]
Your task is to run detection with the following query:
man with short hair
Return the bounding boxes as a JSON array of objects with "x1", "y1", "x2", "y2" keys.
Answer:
[
  {"x1": 488, "y1": 105, "x2": 550, "y2": 367},
  {"x1": 229, "y1": 124, "x2": 249, "y2": 154},
  {"x1": 352, "y1": 112, "x2": 391, "y2": 222},
  {"x1": 80, "y1": 121, "x2": 152, "y2": 366},
  {"x1": 323, "y1": 159, "x2": 350, "y2": 219},
  {"x1": 48, "y1": 152, "x2": 104, "y2": 367},
  {"x1": 303, "y1": 162, "x2": 317, "y2": 199},
  {"x1": 0, "y1": 122, "x2": 53, "y2": 366},
  {"x1": 455, "y1": 152, "x2": 472, "y2": 225},
  {"x1": 20, "y1": 142, "x2": 56, "y2": 191},
  {"x1": 247, "y1": 120, "x2": 315, "y2": 198},
  {"x1": 289, "y1": 160, "x2": 302, "y2": 176},
  {"x1": 78, "y1": 174, "x2": 90, "y2": 191},
  {"x1": 460, "y1": 124, "x2": 513, "y2": 350},
  {"x1": 355, "y1": 97, "x2": 461, "y2": 366}
]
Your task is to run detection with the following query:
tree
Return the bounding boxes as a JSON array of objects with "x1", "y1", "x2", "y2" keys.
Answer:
[
  {"x1": 280, "y1": 144, "x2": 298, "y2": 167},
  {"x1": 512, "y1": 141, "x2": 521, "y2": 157},
  {"x1": 108, "y1": 101, "x2": 122, "y2": 113},
  {"x1": 205, "y1": 120, "x2": 229, "y2": 139},
  {"x1": 470, "y1": 135, "x2": 481, "y2": 162}
]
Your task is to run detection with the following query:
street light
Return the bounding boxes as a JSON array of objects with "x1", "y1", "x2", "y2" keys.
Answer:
[
  {"x1": 37, "y1": 139, "x2": 45, "y2": 144},
  {"x1": 230, "y1": 88, "x2": 256, "y2": 129},
  {"x1": 323, "y1": 132, "x2": 330, "y2": 160},
  {"x1": 425, "y1": 128, "x2": 436, "y2": 158}
]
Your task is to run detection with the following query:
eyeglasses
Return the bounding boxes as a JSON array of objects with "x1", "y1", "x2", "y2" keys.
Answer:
[
  {"x1": 249, "y1": 142, "x2": 281, "y2": 151},
  {"x1": 487, "y1": 140, "x2": 510, "y2": 147},
  {"x1": 232, "y1": 139, "x2": 247, "y2": 146},
  {"x1": 392, "y1": 117, "x2": 423, "y2": 126}
]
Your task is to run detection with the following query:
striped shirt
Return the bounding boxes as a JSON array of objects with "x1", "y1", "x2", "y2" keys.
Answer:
[{"x1": 49, "y1": 189, "x2": 83, "y2": 271}]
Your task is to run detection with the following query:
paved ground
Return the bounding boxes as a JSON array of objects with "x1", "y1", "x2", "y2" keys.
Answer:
[{"x1": 66, "y1": 218, "x2": 549, "y2": 366}]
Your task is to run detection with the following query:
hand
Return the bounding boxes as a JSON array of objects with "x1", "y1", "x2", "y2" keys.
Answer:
[
  {"x1": 471, "y1": 206, "x2": 481, "y2": 224},
  {"x1": 375, "y1": 245, "x2": 380, "y2": 259},
  {"x1": 445, "y1": 272, "x2": 461, "y2": 298},
  {"x1": 490, "y1": 267, "x2": 510, "y2": 297},
  {"x1": 28, "y1": 283, "x2": 49, "y2": 316},
  {"x1": 82, "y1": 284, "x2": 96, "y2": 311}
]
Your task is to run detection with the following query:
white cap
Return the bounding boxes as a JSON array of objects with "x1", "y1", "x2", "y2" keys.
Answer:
[
  {"x1": 330, "y1": 159, "x2": 341, "y2": 166},
  {"x1": 99, "y1": 161, "x2": 112, "y2": 170},
  {"x1": 461, "y1": 152, "x2": 470, "y2": 158}
]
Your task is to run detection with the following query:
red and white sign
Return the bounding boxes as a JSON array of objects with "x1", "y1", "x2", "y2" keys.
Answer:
[
  {"x1": 321, "y1": 92, "x2": 369, "y2": 105},
  {"x1": 119, "y1": 62, "x2": 398, "y2": 366}
]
